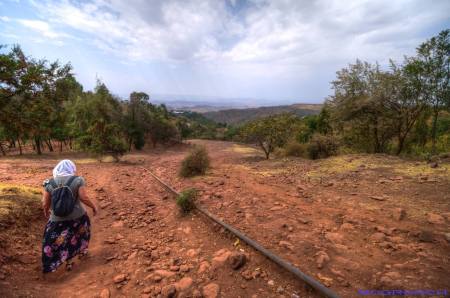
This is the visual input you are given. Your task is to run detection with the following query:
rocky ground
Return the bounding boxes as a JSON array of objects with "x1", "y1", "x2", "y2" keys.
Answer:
[{"x1": 0, "y1": 140, "x2": 449, "y2": 298}]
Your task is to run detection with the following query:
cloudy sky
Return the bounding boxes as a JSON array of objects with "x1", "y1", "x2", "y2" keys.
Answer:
[{"x1": 1, "y1": 0, "x2": 449, "y2": 104}]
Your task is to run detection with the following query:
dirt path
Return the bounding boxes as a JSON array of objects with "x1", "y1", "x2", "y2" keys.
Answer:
[
  {"x1": 0, "y1": 140, "x2": 449, "y2": 298},
  {"x1": 147, "y1": 140, "x2": 450, "y2": 297},
  {"x1": 0, "y1": 147, "x2": 318, "y2": 298}
]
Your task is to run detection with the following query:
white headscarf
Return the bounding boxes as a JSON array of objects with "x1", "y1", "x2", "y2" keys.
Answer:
[{"x1": 53, "y1": 159, "x2": 77, "y2": 178}]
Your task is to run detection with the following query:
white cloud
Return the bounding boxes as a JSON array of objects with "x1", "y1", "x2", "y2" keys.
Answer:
[
  {"x1": 0, "y1": 16, "x2": 11, "y2": 22},
  {"x1": 27, "y1": 0, "x2": 450, "y2": 66},
  {"x1": 223, "y1": 0, "x2": 450, "y2": 66},
  {"x1": 28, "y1": 0, "x2": 228, "y2": 62},
  {"x1": 9, "y1": 0, "x2": 448, "y2": 100},
  {"x1": 17, "y1": 19, "x2": 70, "y2": 39}
]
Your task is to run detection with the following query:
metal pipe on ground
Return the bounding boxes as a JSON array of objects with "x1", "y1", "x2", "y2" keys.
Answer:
[{"x1": 141, "y1": 167, "x2": 340, "y2": 298}]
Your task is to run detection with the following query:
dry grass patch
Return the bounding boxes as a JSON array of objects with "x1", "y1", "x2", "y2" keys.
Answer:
[
  {"x1": 233, "y1": 164, "x2": 287, "y2": 177},
  {"x1": 306, "y1": 155, "x2": 368, "y2": 178},
  {"x1": 227, "y1": 144, "x2": 260, "y2": 155},
  {"x1": 0, "y1": 183, "x2": 41, "y2": 229},
  {"x1": 74, "y1": 155, "x2": 118, "y2": 164},
  {"x1": 393, "y1": 162, "x2": 450, "y2": 179}
]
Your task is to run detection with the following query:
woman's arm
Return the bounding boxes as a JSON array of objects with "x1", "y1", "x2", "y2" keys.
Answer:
[
  {"x1": 78, "y1": 186, "x2": 98, "y2": 216},
  {"x1": 42, "y1": 191, "x2": 51, "y2": 218}
]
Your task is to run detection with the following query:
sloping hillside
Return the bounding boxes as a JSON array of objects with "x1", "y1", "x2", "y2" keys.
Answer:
[{"x1": 202, "y1": 103, "x2": 322, "y2": 124}]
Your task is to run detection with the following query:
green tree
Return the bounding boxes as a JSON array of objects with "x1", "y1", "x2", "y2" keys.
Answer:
[
  {"x1": 175, "y1": 117, "x2": 192, "y2": 140},
  {"x1": 70, "y1": 82, "x2": 126, "y2": 161},
  {"x1": 148, "y1": 115, "x2": 179, "y2": 147},
  {"x1": 329, "y1": 60, "x2": 395, "y2": 153},
  {"x1": 415, "y1": 29, "x2": 450, "y2": 153},
  {"x1": 379, "y1": 60, "x2": 427, "y2": 154},
  {"x1": 124, "y1": 92, "x2": 151, "y2": 150},
  {"x1": 241, "y1": 113, "x2": 301, "y2": 159},
  {"x1": 0, "y1": 45, "x2": 76, "y2": 154},
  {"x1": 316, "y1": 106, "x2": 332, "y2": 135}
]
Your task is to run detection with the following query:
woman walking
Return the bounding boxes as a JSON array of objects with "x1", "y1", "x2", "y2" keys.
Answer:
[{"x1": 41, "y1": 159, "x2": 98, "y2": 273}]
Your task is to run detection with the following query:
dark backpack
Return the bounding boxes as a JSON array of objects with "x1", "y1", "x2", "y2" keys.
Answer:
[{"x1": 49, "y1": 176, "x2": 78, "y2": 217}]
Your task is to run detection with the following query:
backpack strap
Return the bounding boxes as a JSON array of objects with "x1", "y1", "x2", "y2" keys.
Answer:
[
  {"x1": 65, "y1": 175, "x2": 78, "y2": 187},
  {"x1": 48, "y1": 178, "x2": 58, "y2": 189},
  {"x1": 66, "y1": 175, "x2": 79, "y2": 198}
]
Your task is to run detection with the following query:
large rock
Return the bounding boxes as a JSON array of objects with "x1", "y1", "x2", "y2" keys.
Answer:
[
  {"x1": 146, "y1": 270, "x2": 175, "y2": 282},
  {"x1": 113, "y1": 274, "x2": 126, "y2": 283},
  {"x1": 270, "y1": 206, "x2": 284, "y2": 211},
  {"x1": 212, "y1": 249, "x2": 231, "y2": 269},
  {"x1": 370, "y1": 232, "x2": 386, "y2": 242},
  {"x1": 340, "y1": 223, "x2": 354, "y2": 231},
  {"x1": 325, "y1": 232, "x2": 344, "y2": 244},
  {"x1": 427, "y1": 213, "x2": 445, "y2": 225},
  {"x1": 375, "y1": 226, "x2": 396, "y2": 236},
  {"x1": 161, "y1": 285, "x2": 177, "y2": 298},
  {"x1": 198, "y1": 261, "x2": 210, "y2": 274},
  {"x1": 418, "y1": 231, "x2": 433, "y2": 242},
  {"x1": 279, "y1": 241, "x2": 294, "y2": 250},
  {"x1": 241, "y1": 270, "x2": 253, "y2": 280},
  {"x1": 445, "y1": 233, "x2": 450, "y2": 243},
  {"x1": 99, "y1": 288, "x2": 110, "y2": 298},
  {"x1": 316, "y1": 251, "x2": 330, "y2": 269},
  {"x1": 392, "y1": 208, "x2": 406, "y2": 221},
  {"x1": 153, "y1": 270, "x2": 175, "y2": 278},
  {"x1": 202, "y1": 283, "x2": 220, "y2": 298},
  {"x1": 175, "y1": 277, "x2": 193, "y2": 292},
  {"x1": 112, "y1": 220, "x2": 125, "y2": 228},
  {"x1": 186, "y1": 249, "x2": 200, "y2": 258},
  {"x1": 192, "y1": 289, "x2": 203, "y2": 298},
  {"x1": 379, "y1": 271, "x2": 403, "y2": 288},
  {"x1": 228, "y1": 252, "x2": 247, "y2": 270},
  {"x1": 334, "y1": 256, "x2": 359, "y2": 271}
]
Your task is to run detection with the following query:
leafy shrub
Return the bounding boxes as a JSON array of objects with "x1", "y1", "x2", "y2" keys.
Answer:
[
  {"x1": 307, "y1": 134, "x2": 339, "y2": 159},
  {"x1": 284, "y1": 141, "x2": 306, "y2": 157},
  {"x1": 179, "y1": 146, "x2": 210, "y2": 177},
  {"x1": 176, "y1": 188, "x2": 197, "y2": 213}
]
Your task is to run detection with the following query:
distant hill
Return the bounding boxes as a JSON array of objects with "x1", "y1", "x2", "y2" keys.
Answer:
[
  {"x1": 202, "y1": 103, "x2": 322, "y2": 124},
  {"x1": 170, "y1": 105, "x2": 244, "y2": 113}
]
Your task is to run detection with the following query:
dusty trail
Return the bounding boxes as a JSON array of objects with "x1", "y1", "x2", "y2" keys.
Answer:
[
  {"x1": 0, "y1": 150, "x2": 317, "y2": 298},
  {"x1": 1, "y1": 140, "x2": 449, "y2": 297},
  {"x1": 147, "y1": 140, "x2": 450, "y2": 297}
]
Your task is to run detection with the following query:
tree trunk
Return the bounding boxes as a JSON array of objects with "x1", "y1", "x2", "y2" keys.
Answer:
[
  {"x1": 431, "y1": 109, "x2": 439, "y2": 154},
  {"x1": 17, "y1": 139, "x2": 22, "y2": 155},
  {"x1": 128, "y1": 138, "x2": 133, "y2": 151},
  {"x1": 395, "y1": 123, "x2": 404, "y2": 155},
  {"x1": 396, "y1": 135, "x2": 406, "y2": 155},
  {"x1": 373, "y1": 125, "x2": 380, "y2": 153},
  {"x1": 45, "y1": 139, "x2": 54, "y2": 152},
  {"x1": 60, "y1": 141, "x2": 63, "y2": 153},
  {"x1": 35, "y1": 137, "x2": 42, "y2": 155},
  {"x1": 258, "y1": 140, "x2": 270, "y2": 159},
  {"x1": 0, "y1": 143, "x2": 6, "y2": 156}
]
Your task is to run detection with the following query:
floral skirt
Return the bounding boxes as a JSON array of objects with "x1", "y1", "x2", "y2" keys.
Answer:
[{"x1": 42, "y1": 214, "x2": 91, "y2": 273}]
